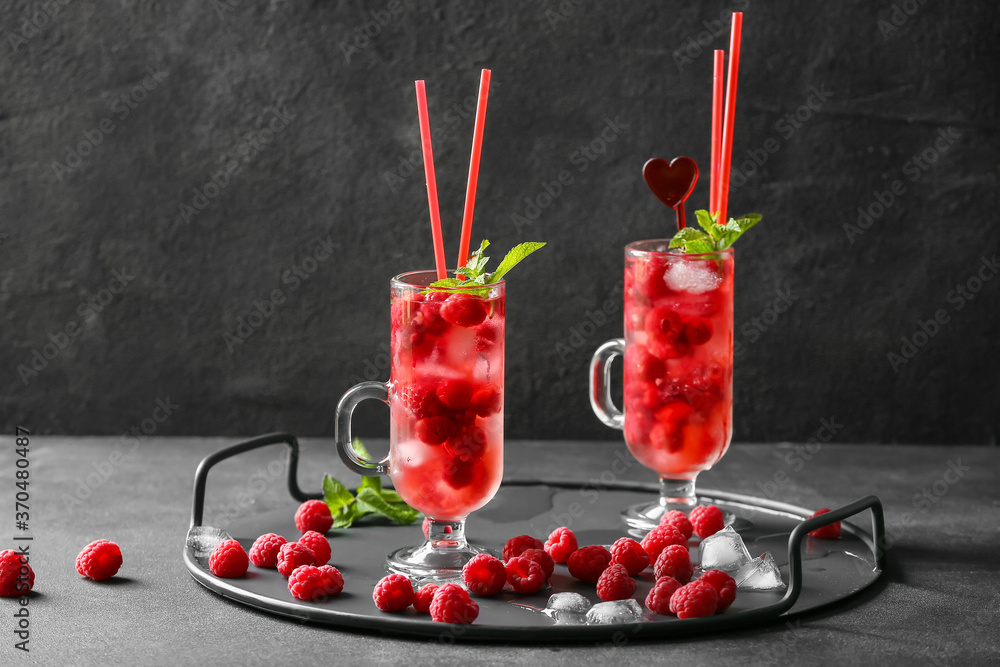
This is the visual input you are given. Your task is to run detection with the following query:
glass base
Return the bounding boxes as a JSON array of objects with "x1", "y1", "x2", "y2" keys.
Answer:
[
  {"x1": 622, "y1": 498, "x2": 749, "y2": 535},
  {"x1": 386, "y1": 541, "x2": 490, "y2": 583}
]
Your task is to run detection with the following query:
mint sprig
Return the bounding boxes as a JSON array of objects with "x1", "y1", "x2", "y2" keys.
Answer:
[
  {"x1": 322, "y1": 438, "x2": 419, "y2": 528},
  {"x1": 427, "y1": 240, "x2": 546, "y2": 292},
  {"x1": 669, "y1": 210, "x2": 763, "y2": 254}
]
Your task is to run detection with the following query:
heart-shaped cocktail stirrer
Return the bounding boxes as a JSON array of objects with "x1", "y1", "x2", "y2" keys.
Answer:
[{"x1": 642, "y1": 156, "x2": 699, "y2": 230}]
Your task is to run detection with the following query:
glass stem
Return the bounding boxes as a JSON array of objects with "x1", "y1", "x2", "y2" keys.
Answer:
[
  {"x1": 427, "y1": 518, "x2": 468, "y2": 551},
  {"x1": 659, "y1": 476, "x2": 698, "y2": 509}
]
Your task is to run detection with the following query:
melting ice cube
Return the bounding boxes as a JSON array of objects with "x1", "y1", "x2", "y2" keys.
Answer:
[
  {"x1": 545, "y1": 592, "x2": 592, "y2": 614},
  {"x1": 736, "y1": 552, "x2": 787, "y2": 591},
  {"x1": 186, "y1": 526, "x2": 234, "y2": 559},
  {"x1": 585, "y1": 599, "x2": 643, "y2": 625},
  {"x1": 697, "y1": 526, "x2": 752, "y2": 573},
  {"x1": 663, "y1": 260, "x2": 722, "y2": 294}
]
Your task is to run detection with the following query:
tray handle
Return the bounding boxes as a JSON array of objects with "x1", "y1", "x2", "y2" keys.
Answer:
[{"x1": 189, "y1": 432, "x2": 320, "y2": 529}]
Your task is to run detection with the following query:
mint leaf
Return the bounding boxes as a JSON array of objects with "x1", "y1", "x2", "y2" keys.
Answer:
[
  {"x1": 488, "y1": 242, "x2": 546, "y2": 283},
  {"x1": 669, "y1": 227, "x2": 711, "y2": 250},
  {"x1": 323, "y1": 474, "x2": 354, "y2": 512},
  {"x1": 352, "y1": 438, "x2": 373, "y2": 461},
  {"x1": 356, "y1": 487, "x2": 420, "y2": 525},
  {"x1": 359, "y1": 475, "x2": 382, "y2": 495},
  {"x1": 378, "y1": 488, "x2": 404, "y2": 504},
  {"x1": 695, "y1": 210, "x2": 718, "y2": 236},
  {"x1": 331, "y1": 505, "x2": 357, "y2": 529},
  {"x1": 673, "y1": 210, "x2": 763, "y2": 253}
]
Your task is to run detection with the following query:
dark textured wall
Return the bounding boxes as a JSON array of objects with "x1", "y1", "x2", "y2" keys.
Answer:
[{"x1": 3, "y1": 1, "x2": 997, "y2": 444}]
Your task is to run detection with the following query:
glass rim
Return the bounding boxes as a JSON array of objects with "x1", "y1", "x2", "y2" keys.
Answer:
[
  {"x1": 391, "y1": 269, "x2": 506, "y2": 290},
  {"x1": 625, "y1": 239, "x2": 734, "y2": 259}
]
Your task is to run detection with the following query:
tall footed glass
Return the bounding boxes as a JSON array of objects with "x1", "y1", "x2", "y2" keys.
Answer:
[
  {"x1": 591, "y1": 241, "x2": 733, "y2": 531},
  {"x1": 337, "y1": 270, "x2": 504, "y2": 581}
]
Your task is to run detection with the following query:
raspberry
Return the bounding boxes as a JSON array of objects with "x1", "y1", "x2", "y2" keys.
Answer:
[
  {"x1": 445, "y1": 425, "x2": 488, "y2": 462},
  {"x1": 596, "y1": 563, "x2": 637, "y2": 602},
  {"x1": 415, "y1": 415, "x2": 458, "y2": 445},
  {"x1": 75, "y1": 539, "x2": 122, "y2": 581},
  {"x1": 440, "y1": 295, "x2": 488, "y2": 328},
  {"x1": 690, "y1": 505, "x2": 725, "y2": 539},
  {"x1": 646, "y1": 306, "x2": 684, "y2": 343},
  {"x1": 373, "y1": 574, "x2": 414, "y2": 612},
  {"x1": 544, "y1": 527, "x2": 578, "y2": 563},
  {"x1": 294, "y1": 500, "x2": 333, "y2": 534},
  {"x1": 653, "y1": 544, "x2": 693, "y2": 583},
  {"x1": 655, "y1": 401, "x2": 695, "y2": 428},
  {"x1": 288, "y1": 565, "x2": 344, "y2": 600},
  {"x1": 520, "y1": 548, "x2": 554, "y2": 580},
  {"x1": 502, "y1": 535, "x2": 543, "y2": 562},
  {"x1": 698, "y1": 569, "x2": 737, "y2": 612},
  {"x1": 645, "y1": 576, "x2": 682, "y2": 615},
  {"x1": 628, "y1": 344, "x2": 665, "y2": 383},
  {"x1": 436, "y1": 379, "x2": 475, "y2": 409},
  {"x1": 298, "y1": 531, "x2": 331, "y2": 566},
  {"x1": 504, "y1": 556, "x2": 546, "y2": 594},
  {"x1": 0, "y1": 549, "x2": 34, "y2": 597},
  {"x1": 670, "y1": 581, "x2": 719, "y2": 619},
  {"x1": 276, "y1": 542, "x2": 316, "y2": 577},
  {"x1": 682, "y1": 317, "x2": 713, "y2": 345},
  {"x1": 808, "y1": 509, "x2": 842, "y2": 539},
  {"x1": 443, "y1": 457, "x2": 477, "y2": 489},
  {"x1": 640, "y1": 524, "x2": 686, "y2": 562},
  {"x1": 421, "y1": 518, "x2": 452, "y2": 539},
  {"x1": 208, "y1": 539, "x2": 248, "y2": 578},
  {"x1": 659, "y1": 510, "x2": 694, "y2": 540},
  {"x1": 567, "y1": 545, "x2": 612, "y2": 583},
  {"x1": 401, "y1": 381, "x2": 446, "y2": 418},
  {"x1": 249, "y1": 533, "x2": 286, "y2": 568},
  {"x1": 430, "y1": 583, "x2": 479, "y2": 624},
  {"x1": 471, "y1": 385, "x2": 502, "y2": 416},
  {"x1": 609, "y1": 537, "x2": 650, "y2": 576},
  {"x1": 412, "y1": 584, "x2": 439, "y2": 613},
  {"x1": 649, "y1": 422, "x2": 683, "y2": 453},
  {"x1": 462, "y1": 554, "x2": 506, "y2": 596}
]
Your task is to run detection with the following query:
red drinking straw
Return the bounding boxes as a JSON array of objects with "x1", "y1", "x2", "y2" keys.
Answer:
[
  {"x1": 710, "y1": 50, "x2": 725, "y2": 220},
  {"x1": 414, "y1": 80, "x2": 448, "y2": 281},
  {"x1": 717, "y1": 12, "x2": 743, "y2": 228},
  {"x1": 457, "y1": 69, "x2": 492, "y2": 269}
]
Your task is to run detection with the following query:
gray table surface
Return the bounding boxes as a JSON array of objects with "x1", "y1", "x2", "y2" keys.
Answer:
[{"x1": 1, "y1": 436, "x2": 997, "y2": 666}]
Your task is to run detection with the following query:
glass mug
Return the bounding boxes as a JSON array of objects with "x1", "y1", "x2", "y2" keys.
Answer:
[
  {"x1": 336, "y1": 270, "x2": 504, "y2": 580},
  {"x1": 591, "y1": 241, "x2": 733, "y2": 530}
]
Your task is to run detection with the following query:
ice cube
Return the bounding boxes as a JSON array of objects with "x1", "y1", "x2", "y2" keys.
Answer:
[
  {"x1": 697, "y1": 526, "x2": 752, "y2": 573},
  {"x1": 736, "y1": 552, "x2": 786, "y2": 591},
  {"x1": 663, "y1": 260, "x2": 721, "y2": 294},
  {"x1": 186, "y1": 526, "x2": 234, "y2": 559},
  {"x1": 585, "y1": 599, "x2": 643, "y2": 625},
  {"x1": 545, "y1": 592, "x2": 592, "y2": 614}
]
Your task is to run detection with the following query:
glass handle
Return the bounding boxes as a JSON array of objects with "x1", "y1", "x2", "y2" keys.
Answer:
[
  {"x1": 335, "y1": 381, "x2": 390, "y2": 476},
  {"x1": 590, "y1": 338, "x2": 625, "y2": 430}
]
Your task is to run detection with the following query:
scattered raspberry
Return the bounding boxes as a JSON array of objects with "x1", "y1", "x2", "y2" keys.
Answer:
[
  {"x1": 543, "y1": 527, "x2": 578, "y2": 563},
  {"x1": 690, "y1": 505, "x2": 725, "y2": 539},
  {"x1": 75, "y1": 539, "x2": 123, "y2": 581},
  {"x1": 412, "y1": 584, "x2": 440, "y2": 613},
  {"x1": 645, "y1": 576, "x2": 683, "y2": 615},
  {"x1": 0, "y1": 549, "x2": 34, "y2": 597},
  {"x1": 504, "y1": 556, "x2": 546, "y2": 594},
  {"x1": 596, "y1": 563, "x2": 637, "y2": 601},
  {"x1": 430, "y1": 583, "x2": 479, "y2": 624},
  {"x1": 670, "y1": 581, "x2": 720, "y2": 619},
  {"x1": 808, "y1": 509, "x2": 842, "y2": 539},
  {"x1": 462, "y1": 554, "x2": 507, "y2": 596},
  {"x1": 659, "y1": 510, "x2": 694, "y2": 539},
  {"x1": 288, "y1": 565, "x2": 344, "y2": 600},
  {"x1": 520, "y1": 548, "x2": 554, "y2": 580},
  {"x1": 276, "y1": 542, "x2": 316, "y2": 578},
  {"x1": 208, "y1": 539, "x2": 249, "y2": 578},
  {"x1": 373, "y1": 574, "x2": 414, "y2": 612},
  {"x1": 502, "y1": 535, "x2": 543, "y2": 562},
  {"x1": 653, "y1": 544, "x2": 693, "y2": 583},
  {"x1": 249, "y1": 533, "x2": 287, "y2": 568},
  {"x1": 567, "y1": 545, "x2": 612, "y2": 583},
  {"x1": 440, "y1": 295, "x2": 489, "y2": 328},
  {"x1": 698, "y1": 569, "x2": 737, "y2": 612},
  {"x1": 294, "y1": 500, "x2": 333, "y2": 534},
  {"x1": 298, "y1": 531, "x2": 331, "y2": 566},
  {"x1": 610, "y1": 537, "x2": 650, "y2": 576},
  {"x1": 640, "y1": 524, "x2": 687, "y2": 562}
]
